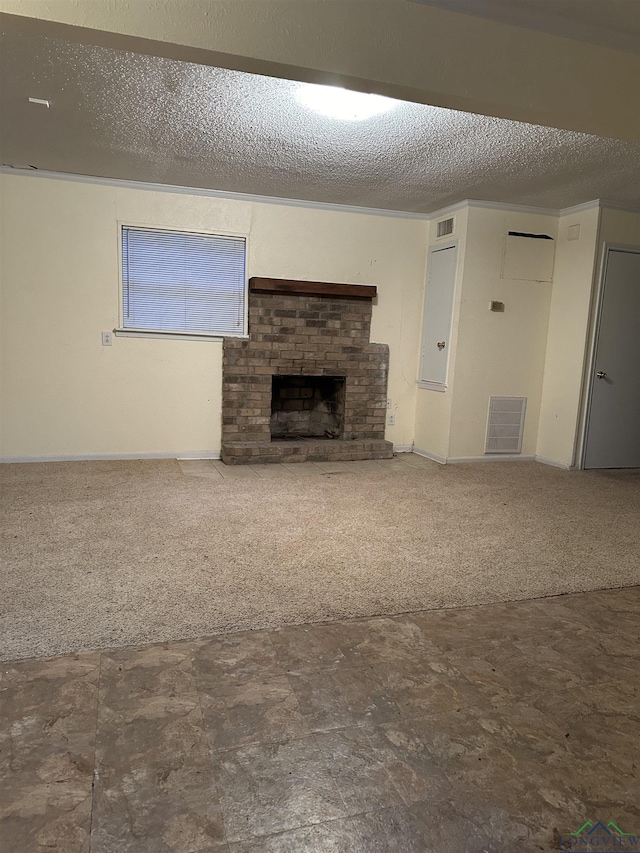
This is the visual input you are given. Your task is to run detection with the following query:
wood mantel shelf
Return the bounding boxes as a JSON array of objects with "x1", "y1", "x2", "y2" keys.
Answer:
[{"x1": 249, "y1": 277, "x2": 377, "y2": 300}]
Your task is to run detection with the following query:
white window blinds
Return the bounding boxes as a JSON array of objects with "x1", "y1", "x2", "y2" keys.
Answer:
[{"x1": 121, "y1": 226, "x2": 246, "y2": 336}]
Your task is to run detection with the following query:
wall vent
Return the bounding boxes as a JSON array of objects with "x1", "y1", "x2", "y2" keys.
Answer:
[
  {"x1": 437, "y1": 217, "x2": 454, "y2": 238},
  {"x1": 485, "y1": 397, "x2": 527, "y2": 454}
]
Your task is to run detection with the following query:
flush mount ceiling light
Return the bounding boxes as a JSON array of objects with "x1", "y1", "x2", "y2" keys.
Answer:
[{"x1": 296, "y1": 83, "x2": 399, "y2": 121}]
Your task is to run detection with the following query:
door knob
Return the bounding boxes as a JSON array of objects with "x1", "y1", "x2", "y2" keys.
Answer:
[
  {"x1": 596, "y1": 371, "x2": 607, "y2": 379},
  {"x1": 437, "y1": 341, "x2": 446, "y2": 350}
]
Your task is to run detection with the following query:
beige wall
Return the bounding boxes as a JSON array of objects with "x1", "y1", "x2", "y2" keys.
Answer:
[
  {"x1": 599, "y1": 208, "x2": 640, "y2": 248},
  {"x1": 449, "y1": 207, "x2": 556, "y2": 459},
  {"x1": 3, "y1": 174, "x2": 637, "y2": 465},
  {"x1": 415, "y1": 205, "x2": 556, "y2": 460},
  {"x1": 536, "y1": 206, "x2": 601, "y2": 467},
  {"x1": 537, "y1": 207, "x2": 640, "y2": 469},
  {"x1": 425, "y1": 204, "x2": 640, "y2": 468},
  {"x1": 0, "y1": 173, "x2": 428, "y2": 459}
]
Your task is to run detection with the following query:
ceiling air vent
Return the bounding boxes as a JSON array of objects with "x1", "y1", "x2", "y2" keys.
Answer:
[
  {"x1": 437, "y1": 217, "x2": 454, "y2": 238},
  {"x1": 485, "y1": 397, "x2": 527, "y2": 454}
]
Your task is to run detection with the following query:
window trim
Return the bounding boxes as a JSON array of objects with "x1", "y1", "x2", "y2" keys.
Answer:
[
  {"x1": 417, "y1": 379, "x2": 447, "y2": 392},
  {"x1": 113, "y1": 329, "x2": 250, "y2": 343},
  {"x1": 117, "y1": 220, "x2": 250, "y2": 339}
]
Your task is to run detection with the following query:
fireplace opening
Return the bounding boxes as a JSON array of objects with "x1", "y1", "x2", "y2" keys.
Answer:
[{"x1": 270, "y1": 375, "x2": 345, "y2": 440}]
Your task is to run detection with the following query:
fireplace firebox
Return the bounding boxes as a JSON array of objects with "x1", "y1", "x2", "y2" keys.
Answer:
[{"x1": 271, "y1": 376, "x2": 345, "y2": 440}]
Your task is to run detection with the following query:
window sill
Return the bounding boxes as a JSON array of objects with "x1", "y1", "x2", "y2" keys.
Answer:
[
  {"x1": 417, "y1": 380, "x2": 447, "y2": 392},
  {"x1": 114, "y1": 329, "x2": 249, "y2": 342}
]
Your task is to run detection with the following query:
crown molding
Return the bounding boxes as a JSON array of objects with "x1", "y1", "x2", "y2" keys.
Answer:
[
  {"x1": 466, "y1": 199, "x2": 560, "y2": 216},
  {"x1": 557, "y1": 199, "x2": 640, "y2": 217},
  {"x1": 0, "y1": 166, "x2": 431, "y2": 221},
  {"x1": 3, "y1": 167, "x2": 639, "y2": 221},
  {"x1": 428, "y1": 198, "x2": 603, "y2": 220},
  {"x1": 558, "y1": 200, "x2": 602, "y2": 216},
  {"x1": 429, "y1": 198, "x2": 640, "y2": 221},
  {"x1": 428, "y1": 199, "x2": 562, "y2": 220},
  {"x1": 597, "y1": 199, "x2": 640, "y2": 215},
  {"x1": 426, "y1": 200, "x2": 470, "y2": 220}
]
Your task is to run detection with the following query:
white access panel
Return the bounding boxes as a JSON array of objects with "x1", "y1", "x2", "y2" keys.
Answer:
[
  {"x1": 502, "y1": 233, "x2": 555, "y2": 282},
  {"x1": 420, "y1": 244, "x2": 457, "y2": 388}
]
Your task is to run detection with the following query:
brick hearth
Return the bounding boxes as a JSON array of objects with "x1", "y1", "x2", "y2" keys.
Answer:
[{"x1": 221, "y1": 278, "x2": 393, "y2": 464}]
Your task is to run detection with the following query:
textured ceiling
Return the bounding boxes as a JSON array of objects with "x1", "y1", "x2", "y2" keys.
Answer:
[
  {"x1": 1, "y1": 31, "x2": 639, "y2": 214},
  {"x1": 410, "y1": 0, "x2": 640, "y2": 53}
]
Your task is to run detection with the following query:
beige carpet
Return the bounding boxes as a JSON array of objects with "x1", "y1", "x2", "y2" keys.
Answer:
[{"x1": 1, "y1": 455, "x2": 639, "y2": 661}]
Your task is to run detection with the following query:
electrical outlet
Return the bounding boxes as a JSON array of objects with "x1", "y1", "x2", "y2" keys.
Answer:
[
  {"x1": 101, "y1": 330, "x2": 113, "y2": 346},
  {"x1": 387, "y1": 413, "x2": 395, "y2": 426}
]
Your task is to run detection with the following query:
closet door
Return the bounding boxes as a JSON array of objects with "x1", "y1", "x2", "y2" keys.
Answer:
[
  {"x1": 419, "y1": 244, "x2": 457, "y2": 389},
  {"x1": 584, "y1": 248, "x2": 640, "y2": 469}
]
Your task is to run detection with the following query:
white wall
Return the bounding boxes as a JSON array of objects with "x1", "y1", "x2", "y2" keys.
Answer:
[
  {"x1": 414, "y1": 204, "x2": 556, "y2": 461},
  {"x1": 3, "y1": 174, "x2": 637, "y2": 465},
  {"x1": 435, "y1": 204, "x2": 640, "y2": 469},
  {"x1": 599, "y1": 208, "x2": 640, "y2": 248},
  {"x1": 0, "y1": 173, "x2": 428, "y2": 459},
  {"x1": 536, "y1": 206, "x2": 600, "y2": 467},
  {"x1": 448, "y1": 207, "x2": 556, "y2": 459}
]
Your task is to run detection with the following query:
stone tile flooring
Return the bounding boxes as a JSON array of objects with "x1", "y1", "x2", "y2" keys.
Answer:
[
  {"x1": 1, "y1": 587, "x2": 638, "y2": 852},
  {"x1": 177, "y1": 454, "x2": 431, "y2": 481}
]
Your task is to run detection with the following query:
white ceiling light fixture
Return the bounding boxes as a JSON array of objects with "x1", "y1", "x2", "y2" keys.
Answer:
[{"x1": 296, "y1": 83, "x2": 399, "y2": 121}]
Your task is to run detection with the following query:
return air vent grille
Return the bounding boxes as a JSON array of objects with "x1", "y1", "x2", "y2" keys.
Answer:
[
  {"x1": 485, "y1": 397, "x2": 527, "y2": 454},
  {"x1": 437, "y1": 217, "x2": 454, "y2": 238}
]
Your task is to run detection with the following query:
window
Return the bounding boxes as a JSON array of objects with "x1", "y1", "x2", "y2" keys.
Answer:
[{"x1": 121, "y1": 226, "x2": 246, "y2": 337}]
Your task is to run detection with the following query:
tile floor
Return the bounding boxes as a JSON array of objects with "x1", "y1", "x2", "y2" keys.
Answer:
[
  {"x1": 1, "y1": 587, "x2": 639, "y2": 852},
  {"x1": 177, "y1": 455, "x2": 430, "y2": 481}
]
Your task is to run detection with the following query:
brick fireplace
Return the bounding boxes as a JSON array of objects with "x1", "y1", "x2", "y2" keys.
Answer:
[{"x1": 221, "y1": 277, "x2": 393, "y2": 464}]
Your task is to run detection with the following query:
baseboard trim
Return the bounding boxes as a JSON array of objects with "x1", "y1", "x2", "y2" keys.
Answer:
[
  {"x1": 0, "y1": 451, "x2": 221, "y2": 463},
  {"x1": 410, "y1": 449, "x2": 542, "y2": 465},
  {"x1": 409, "y1": 450, "x2": 573, "y2": 469},
  {"x1": 447, "y1": 455, "x2": 536, "y2": 464},
  {"x1": 535, "y1": 456, "x2": 572, "y2": 470},
  {"x1": 1, "y1": 449, "x2": 572, "y2": 469},
  {"x1": 410, "y1": 447, "x2": 447, "y2": 465}
]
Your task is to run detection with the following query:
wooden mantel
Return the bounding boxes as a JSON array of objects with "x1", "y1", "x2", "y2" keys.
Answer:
[{"x1": 249, "y1": 277, "x2": 377, "y2": 300}]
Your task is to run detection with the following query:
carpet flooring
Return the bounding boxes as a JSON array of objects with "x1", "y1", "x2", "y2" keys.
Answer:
[{"x1": 1, "y1": 455, "x2": 639, "y2": 661}]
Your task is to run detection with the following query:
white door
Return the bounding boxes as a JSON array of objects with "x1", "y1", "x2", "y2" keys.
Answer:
[
  {"x1": 584, "y1": 248, "x2": 640, "y2": 469},
  {"x1": 420, "y1": 244, "x2": 457, "y2": 387}
]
